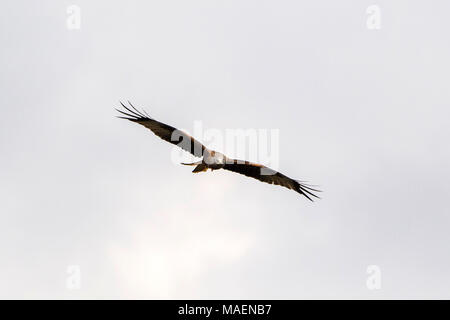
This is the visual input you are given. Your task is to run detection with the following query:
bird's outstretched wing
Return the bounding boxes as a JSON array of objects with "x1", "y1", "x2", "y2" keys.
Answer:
[
  {"x1": 223, "y1": 160, "x2": 320, "y2": 201},
  {"x1": 116, "y1": 101, "x2": 207, "y2": 158}
]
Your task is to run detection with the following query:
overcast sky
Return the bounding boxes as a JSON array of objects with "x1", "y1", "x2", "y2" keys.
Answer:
[{"x1": 1, "y1": 0, "x2": 450, "y2": 299}]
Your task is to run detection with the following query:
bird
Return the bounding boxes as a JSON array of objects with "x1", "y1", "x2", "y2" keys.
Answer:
[{"x1": 116, "y1": 101, "x2": 320, "y2": 201}]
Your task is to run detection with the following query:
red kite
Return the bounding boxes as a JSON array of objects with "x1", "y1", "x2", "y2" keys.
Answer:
[{"x1": 117, "y1": 102, "x2": 320, "y2": 201}]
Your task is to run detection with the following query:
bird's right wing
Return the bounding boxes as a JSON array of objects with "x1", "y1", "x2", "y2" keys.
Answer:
[
  {"x1": 116, "y1": 102, "x2": 207, "y2": 158},
  {"x1": 223, "y1": 159, "x2": 320, "y2": 201}
]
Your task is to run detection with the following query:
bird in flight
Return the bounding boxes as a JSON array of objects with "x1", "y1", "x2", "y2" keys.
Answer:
[{"x1": 116, "y1": 102, "x2": 320, "y2": 201}]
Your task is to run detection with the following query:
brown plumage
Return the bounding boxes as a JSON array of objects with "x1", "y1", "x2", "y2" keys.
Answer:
[
  {"x1": 116, "y1": 101, "x2": 205, "y2": 158},
  {"x1": 117, "y1": 102, "x2": 320, "y2": 201},
  {"x1": 222, "y1": 160, "x2": 319, "y2": 201}
]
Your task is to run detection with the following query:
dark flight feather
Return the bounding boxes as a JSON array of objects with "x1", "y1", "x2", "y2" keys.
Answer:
[
  {"x1": 223, "y1": 160, "x2": 320, "y2": 201},
  {"x1": 116, "y1": 101, "x2": 206, "y2": 158}
]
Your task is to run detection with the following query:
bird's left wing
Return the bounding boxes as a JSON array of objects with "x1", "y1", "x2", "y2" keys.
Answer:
[
  {"x1": 223, "y1": 160, "x2": 320, "y2": 201},
  {"x1": 116, "y1": 102, "x2": 207, "y2": 158}
]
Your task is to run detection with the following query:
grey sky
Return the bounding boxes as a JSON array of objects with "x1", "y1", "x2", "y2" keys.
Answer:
[{"x1": 1, "y1": 0, "x2": 449, "y2": 299}]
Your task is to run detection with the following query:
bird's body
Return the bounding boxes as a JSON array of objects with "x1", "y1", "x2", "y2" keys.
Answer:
[
  {"x1": 117, "y1": 102, "x2": 320, "y2": 201},
  {"x1": 182, "y1": 150, "x2": 229, "y2": 173},
  {"x1": 203, "y1": 150, "x2": 227, "y2": 169}
]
